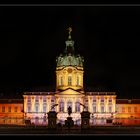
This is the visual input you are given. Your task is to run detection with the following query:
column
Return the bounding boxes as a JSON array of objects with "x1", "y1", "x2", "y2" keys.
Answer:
[
  {"x1": 47, "y1": 97, "x2": 50, "y2": 112},
  {"x1": 24, "y1": 96, "x2": 27, "y2": 113},
  {"x1": 56, "y1": 97, "x2": 59, "y2": 112},
  {"x1": 88, "y1": 96, "x2": 92, "y2": 112},
  {"x1": 31, "y1": 96, "x2": 35, "y2": 112},
  {"x1": 97, "y1": 96, "x2": 100, "y2": 113},
  {"x1": 72, "y1": 98, "x2": 75, "y2": 113},
  {"x1": 105, "y1": 96, "x2": 108, "y2": 113},
  {"x1": 81, "y1": 72, "x2": 83, "y2": 88},
  {"x1": 80, "y1": 97, "x2": 84, "y2": 112},
  {"x1": 39, "y1": 96, "x2": 43, "y2": 113},
  {"x1": 112, "y1": 96, "x2": 116, "y2": 113},
  {"x1": 64, "y1": 98, "x2": 67, "y2": 112}
]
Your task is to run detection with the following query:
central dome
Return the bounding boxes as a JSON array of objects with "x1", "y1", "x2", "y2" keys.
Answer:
[
  {"x1": 56, "y1": 54, "x2": 84, "y2": 67},
  {"x1": 56, "y1": 27, "x2": 84, "y2": 68}
]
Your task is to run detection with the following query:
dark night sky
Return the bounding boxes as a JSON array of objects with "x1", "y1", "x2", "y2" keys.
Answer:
[{"x1": 0, "y1": 6, "x2": 140, "y2": 99}]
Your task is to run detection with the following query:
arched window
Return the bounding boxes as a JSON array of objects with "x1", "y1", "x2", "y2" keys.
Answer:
[
  {"x1": 59, "y1": 76, "x2": 63, "y2": 86},
  {"x1": 75, "y1": 102, "x2": 80, "y2": 112},
  {"x1": 77, "y1": 76, "x2": 80, "y2": 86},
  {"x1": 59, "y1": 101, "x2": 64, "y2": 112},
  {"x1": 68, "y1": 76, "x2": 72, "y2": 86}
]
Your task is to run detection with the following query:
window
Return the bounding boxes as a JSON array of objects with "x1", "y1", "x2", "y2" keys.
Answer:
[
  {"x1": 109, "y1": 99, "x2": 112, "y2": 102},
  {"x1": 93, "y1": 99, "x2": 96, "y2": 103},
  {"x1": 75, "y1": 102, "x2": 80, "y2": 112},
  {"x1": 51, "y1": 99, "x2": 54, "y2": 102},
  {"x1": 101, "y1": 99, "x2": 104, "y2": 102},
  {"x1": 2, "y1": 106, "x2": 5, "y2": 112},
  {"x1": 134, "y1": 107, "x2": 137, "y2": 113},
  {"x1": 68, "y1": 76, "x2": 72, "y2": 86},
  {"x1": 93, "y1": 106, "x2": 96, "y2": 113},
  {"x1": 128, "y1": 107, "x2": 131, "y2": 113},
  {"x1": 122, "y1": 107, "x2": 125, "y2": 113},
  {"x1": 100, "y1": 98, "x2": 104, "y2": 105},
  {"x1": 109, "y1": 106, "x2": 112, "y2": 113},
  {"x1": 59, "y1": 76, "x2": 63, "y2": 86},
  {"x1": 35, "y1": 99, "x2": 39, "y2": 103},
  {"x1": 27, "y1": 98, "x2": 31, "y2": 105},
  {"x1": 43, "y1": 99, "x2": 46, "y2": 103},
  {"x1": 36, "y1": 106, "x2": 38, "y2": 112},
  {"x1": 101, "y1": 106, "x2": 104, "y2": 113},
  {"x1": 59, "y1": 101, "x2": 64, "y2": 112},
  {"x1": 14, "y1": 107, "x2": 18, "y2": 112},
  {"x1": 8, "y1": 106, "x2": 11, "y2": 112},
  {"x1": 27, "y1": 99, "x2": 31, "y2": 103},
  {"x1": 27, "y1": 106, "x2": 31, "y2": 112},
  {"x1": 77, "y1": 76, "x2": 80, "y2": 86},
  {"x1": 43, "y1": 106, "x2": 46, "y2": 113},
  {"x1": 85, "y1": 99, "x2": 88, "y2": 102}
]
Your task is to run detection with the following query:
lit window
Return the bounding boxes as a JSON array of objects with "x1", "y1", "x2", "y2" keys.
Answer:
[
  {"x1": 101, "y1": 106, "x2": 104, "y2": 113},
  {"x1": 8, "y1": 106, "x2": 11, "y2": 112},
  {"x1": 122, "y1": 107, "x2": 125, "y2": 113},
  {"x1": 27, "y1": 98, "x2": 31, "y2": 106},
  {"x1": 68, "y1": 76, "x2": 72, "y2": 86},
  {"x1": 28, "y1": 106, "x2": 31, "y2": 112},
  {"x1": 35, "y1": 99, "x2": 39, "y2": 103},
  {"x1": 75, "y1": 102, "x2": 80, "y2": 112},
  {"x1": 134, "y1": 107, "x2": 137, "y2": 113},
  {"x1": 14, "y1": 107, "x2": 18, "y2": 112},
  {"x1": 51, "y1": 99, "x2": 54, "y2": 102},
  {"x1": 27, "y1": 99, "x2": 31, "y2": 103},
  {"x1": 109, "y1": 99, "x2": 112, "y2": 103},
  {"x1": 93, "y1": 99, "x2": 96, "y2": 102},
  {"x1": 2, "y1": 106, "x2": 5, "y2": 112},
  {"x1": 43, "y1": 99, "x2": 46, "y2": 103},
  {"x1": 85, "y1": 99, "x2": 88, "y2": 102},
  {"x1": 36, "y1": 106, "x2": 38, "y2": 112},
  {"x1": 128, "y1": 107, "x2": 131, "y2": 113},
  {"x1": 93, "y1": 106, "x2": 96, "y2": 113},
  {"x1": 109, "y1": 106, "x2": 112, "y2": 113},
  {"x1": 59, "y1": 101, "x2": 64, "y2": 112},
  {"x1": 43, "y1": 106, "x2": 46, "y2": 113},
  {"x1": 101, "y1": 99, "x2": 104, "y2": 102}
]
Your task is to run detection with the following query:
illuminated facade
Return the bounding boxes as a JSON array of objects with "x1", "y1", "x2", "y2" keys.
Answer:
[
  {"x1": 23, "y1": 27, "x2": 117, "y2": 125},
  {"x1": 0, "y1": 99, "x2": 24, "y2": 125},
  {"x1": 0, "y1": 27, "x2": 140, "y2": 126}
]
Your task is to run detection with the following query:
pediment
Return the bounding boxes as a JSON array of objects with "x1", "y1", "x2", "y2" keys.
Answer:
[{"x1": 56, "y1": 89, "x2": 84, "y2": 95}]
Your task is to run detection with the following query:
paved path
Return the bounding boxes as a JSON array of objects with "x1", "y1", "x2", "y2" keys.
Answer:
[{"x1": 0, "y1": 126, "x2": 140, "y2": 135}]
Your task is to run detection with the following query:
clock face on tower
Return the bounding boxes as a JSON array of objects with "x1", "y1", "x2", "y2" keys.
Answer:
[{"x1": 67, "y1": 68, "x2": 72, "y2": 73}]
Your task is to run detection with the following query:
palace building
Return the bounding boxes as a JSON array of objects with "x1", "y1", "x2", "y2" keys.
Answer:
[
  {"x1": 23, "y1": 27, "x2": 117, "y2": 125},
  {"x1": 0, "y1": 27, "x2": 140, "y2": 126}
]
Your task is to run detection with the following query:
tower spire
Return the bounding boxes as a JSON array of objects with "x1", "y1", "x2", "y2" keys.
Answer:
[
  {"x1": 65, "y1": 27, "x2": 74, "y2": 54},
  {"x1": 67, "y1": 27, "x2": 72, "y2": 40}
]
